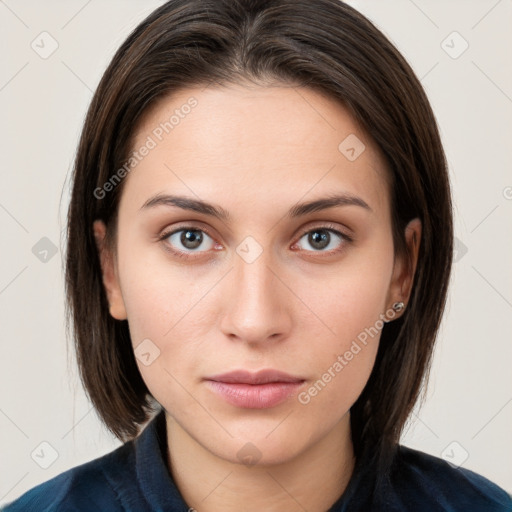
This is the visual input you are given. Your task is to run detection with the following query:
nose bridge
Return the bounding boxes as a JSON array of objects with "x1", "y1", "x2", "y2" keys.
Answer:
[{"x1": 220, "y1": 239, "x2": 291, "y2": 342}]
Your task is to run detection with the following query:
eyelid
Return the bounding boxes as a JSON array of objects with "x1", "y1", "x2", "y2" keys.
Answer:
[
  {"x1": 158, "y1": 223, "x2": 216, "y2": 242},
  {"x1": 158, "y1": 226, "x2": 218, "y2": 262},
  {"x1": 295, "y1": 222, "x2": 353, "y2": 242},
  {"x1": 157, "y1": 223, "x2": 219, "y2": 253},
  {"x1": 291, "y1": 222, "x2": 353, "y2": 256}
]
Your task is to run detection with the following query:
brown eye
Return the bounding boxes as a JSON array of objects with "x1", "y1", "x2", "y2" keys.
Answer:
[
  {"x1": 295, "y1": 227, "x2": 349, "y2": 253},
  {"x1": 307, "y1": 229, "x2": 331, "y2": 250},
  {"x1": 163, "y1": 228, "x2": 216, "y2": 253}
]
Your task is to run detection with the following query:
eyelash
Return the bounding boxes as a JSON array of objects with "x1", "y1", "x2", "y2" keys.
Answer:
[{"x1": 158, "y1": 223, "x2": 353, "y2": 260}]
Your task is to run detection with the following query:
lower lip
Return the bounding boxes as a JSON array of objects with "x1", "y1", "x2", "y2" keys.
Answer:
[{"x1": 205, "y1": 380, "x2": 304, "y2": 409}]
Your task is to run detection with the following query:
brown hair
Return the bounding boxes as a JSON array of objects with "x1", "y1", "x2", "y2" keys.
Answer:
[{"x1": 65, "y1": 0, "x2": 453, "y2": 478}]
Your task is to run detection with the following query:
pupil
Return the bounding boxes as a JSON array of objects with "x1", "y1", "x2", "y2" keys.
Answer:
[
  {"x1": 309, "y1": 230, "x2": 329, "y2": 250},
  {"x1": 182, "y1": 230, "x2": 202, "y2": 249}
]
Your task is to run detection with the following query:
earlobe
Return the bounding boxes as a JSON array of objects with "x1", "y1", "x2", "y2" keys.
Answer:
[
  {"x1": 386, "y1": 218, "x2": 422, "y2": 318},
  {"x1": 93, "y1": 220, "x2": 127, "y2": 321}
]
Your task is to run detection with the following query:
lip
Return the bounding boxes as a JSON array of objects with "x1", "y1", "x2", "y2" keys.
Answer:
[
  {"x1": 206, "y1": 369, "x2": 304, "y2": 385},
  {"x1": 204, "y1": 369, "x2": 305, "y2": 409}
]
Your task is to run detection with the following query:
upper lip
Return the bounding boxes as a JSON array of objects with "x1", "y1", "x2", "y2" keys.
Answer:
[{"x1": 205, "y1": 369, "x2": 305, "y2": 385}]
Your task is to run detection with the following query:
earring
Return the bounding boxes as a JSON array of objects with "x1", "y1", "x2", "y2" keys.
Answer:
[{"x1": 392, "y1": 301, "x2": 405, "y2": 312}]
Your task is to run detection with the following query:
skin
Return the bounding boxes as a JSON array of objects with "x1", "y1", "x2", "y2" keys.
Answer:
[{"x1": 94, "y1": 82, "x2": 421, "y2": 512}]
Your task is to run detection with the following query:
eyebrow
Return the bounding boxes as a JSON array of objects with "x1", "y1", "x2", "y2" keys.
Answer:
[{"x1": 140, "y1": 192, "x2": 372, "y2": 220}]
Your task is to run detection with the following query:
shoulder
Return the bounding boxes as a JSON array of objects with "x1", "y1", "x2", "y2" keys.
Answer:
[
  {"x1": 1, "y1": 441, "x2": 135, "y2": 512},
  {"x1": 388, "y1": 445, "x2": 512, "y2": 512}
]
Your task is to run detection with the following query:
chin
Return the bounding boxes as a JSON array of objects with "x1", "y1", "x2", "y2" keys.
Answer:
[{"x1": 209, "y1": 428, "x2": 309, "y2": 468}]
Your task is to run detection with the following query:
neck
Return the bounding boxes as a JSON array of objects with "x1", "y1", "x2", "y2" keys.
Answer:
[{"x1": 165, "y1": 413, "x2": 355, "y2": 512}]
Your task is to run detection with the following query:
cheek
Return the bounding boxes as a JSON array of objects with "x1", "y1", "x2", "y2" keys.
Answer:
[
  {"x1": 291, "y1": 247, "x2": 393, "y2": 407},
  {"x1": 116, "y1": 243, "x2": 221, "y2": 403},
  {"x1": 116, "y1": 236, "x2": 212, "y2": 343},
  {"x1": 294, "y1": 299, "x2": 383, "y2": 414},
  {"x1": 297, "y1": 243, "x2": 393, "y2": 346},
  {"x1": 121, "y1": 266, "x2": 206, "y2": 412}
]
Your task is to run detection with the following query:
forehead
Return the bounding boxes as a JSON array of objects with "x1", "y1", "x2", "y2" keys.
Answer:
[{"x1": 123, "y1": 83, "x2": 390, "y2": 218}]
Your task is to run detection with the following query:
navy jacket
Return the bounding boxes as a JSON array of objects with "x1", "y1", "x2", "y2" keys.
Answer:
[{"x1": 2, "y1": 410, "x2": 511, "y2": 511}]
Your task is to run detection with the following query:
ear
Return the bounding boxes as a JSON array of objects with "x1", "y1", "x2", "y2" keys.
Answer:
[
  {"x1": 93, "y1": 220, "x2": 127, "y2": 320},
  {"x1": 386, "y1": 218, "x2": 422, "y2": 317}
]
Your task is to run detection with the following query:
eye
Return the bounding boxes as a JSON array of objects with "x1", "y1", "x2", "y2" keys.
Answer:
[
  {"x1": 158, "y1": 223, "x2": 352, "y2": 260},
  {"x1": 293, "y1": 225, "x2": 352, "y2": 254},
  {"x1": 161, "y1": 227, "x2": 217, "y2": 255}
]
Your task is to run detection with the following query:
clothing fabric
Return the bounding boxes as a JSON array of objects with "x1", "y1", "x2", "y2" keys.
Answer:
[{"x1": 2, "y1": 410, "x2": 511, "y2": 511}]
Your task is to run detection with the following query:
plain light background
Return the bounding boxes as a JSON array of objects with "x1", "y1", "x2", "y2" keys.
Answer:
[{"x1": 1, "y1": 0, "x2": 511, "y2": 505}]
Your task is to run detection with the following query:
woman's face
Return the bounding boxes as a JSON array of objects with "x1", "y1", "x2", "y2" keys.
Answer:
[{"x1": 95, "y1": 83, "x2": 419, "y2": 466}]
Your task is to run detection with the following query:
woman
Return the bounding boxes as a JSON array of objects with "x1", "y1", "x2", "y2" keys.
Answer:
[{"x1": 3, "y1": 0, "x2": 511, "y2": 510}]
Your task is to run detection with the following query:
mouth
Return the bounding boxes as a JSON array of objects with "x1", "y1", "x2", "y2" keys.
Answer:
[{"x1": 204, "y1": 369, "x2": 306, "y2": 409}]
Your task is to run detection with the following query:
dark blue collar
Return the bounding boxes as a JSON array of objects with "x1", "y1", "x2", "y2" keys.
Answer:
[{"x1": 134, "y1": 410, "x2": 191, "y2": 510}]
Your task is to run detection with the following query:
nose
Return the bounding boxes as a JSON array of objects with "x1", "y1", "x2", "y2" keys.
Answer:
[{"x1": 219, "y1": 245, "x2": 293, "y2": 345}]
